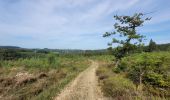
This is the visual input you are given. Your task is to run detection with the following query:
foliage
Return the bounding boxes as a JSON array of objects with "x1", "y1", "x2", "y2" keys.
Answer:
[
  {"x1": 103, "y1": 13, "x2": 150, "y2": 61},
  {"x1": 96, "y1": 61, "x2": 137, "y2": 99},
  {"x1": 117, "y1": 52, "x2": 170, "y2": 97},
  {"x1": 146, "y1": 39, "x2": 157, "y2": 52},
  {"x1": 102, "y1": 76, "x2": 136, "y2": 98},
  {"x1": 97, "y1": 55, "x2": 170, "y2": 99}
]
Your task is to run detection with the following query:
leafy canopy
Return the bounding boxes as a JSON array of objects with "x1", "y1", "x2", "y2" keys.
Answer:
[{"x1": 103, "y1": 13, "x2": 151, "y2": 60}]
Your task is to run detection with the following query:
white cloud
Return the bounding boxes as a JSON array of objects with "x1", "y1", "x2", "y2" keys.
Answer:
[
  {"x1": 0, "y1": 0, "x2": 139, "y2": 36},
  {"x1": 0, "y1": 0, "x2": 169, "y2": 49},
  {"x1": 146, "y1": 9, "x2": 170, "y2": 25}
]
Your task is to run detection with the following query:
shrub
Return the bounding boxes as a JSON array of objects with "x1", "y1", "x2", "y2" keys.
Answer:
[
  {"x1": 96, "y1": 67, "x2": 110, "y2": 80},
  {"x1": 102, "y1": 75, "x2": 136, "y2": 99},
  {"x1": 47, "y1": 54, "x2": 55, "y2": 65},
  {"x1": 145, "y1": 72, "x2": 167, "y2": 87},
  {"x1": 117, "y1": 52, "x2": 170, "y2": 97}
]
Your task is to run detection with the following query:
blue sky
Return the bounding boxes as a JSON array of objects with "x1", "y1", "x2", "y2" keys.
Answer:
[{"x1": 0, "y1": 0, "x2": 170, "y2": 49}]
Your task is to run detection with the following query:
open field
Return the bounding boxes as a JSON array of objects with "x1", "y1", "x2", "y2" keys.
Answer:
[
  {"x1": 0, "y1": 53, "x2": 90, "y2": 100},
  {"x1": 0, "y1": 50, "x2": 170, "y2": 100},
  {"x1": 0, "y1": 47, "x2": 170, "y2": 100},
  {"x1": 1, "y1": 1, "x2": 170, "y2": 100}
]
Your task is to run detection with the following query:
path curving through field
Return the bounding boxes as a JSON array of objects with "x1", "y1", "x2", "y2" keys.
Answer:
[{"x1": 54, "y1": 61, "x2": 107, "y2": 100}]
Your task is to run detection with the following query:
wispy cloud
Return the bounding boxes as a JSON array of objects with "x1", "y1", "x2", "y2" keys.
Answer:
[{"x1": 0, "y1": 0, "x2": 169, "y2": 49}]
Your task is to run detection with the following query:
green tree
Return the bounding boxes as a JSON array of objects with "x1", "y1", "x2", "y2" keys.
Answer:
[
  {"x1": 120, "y1": 52, "x2": 170, "y2": 92},
  {"x1": 147, "y1": 39, "x2": 157, "y2": 52},
  {"x1": 103, "y1": 13, "x2": 151, "y2": 66},
  {"x1": 128, "y1": 53, "x2": 154, "y2": 90}
]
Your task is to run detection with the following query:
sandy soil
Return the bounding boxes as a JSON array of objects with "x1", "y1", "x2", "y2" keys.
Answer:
[{"x1": 54, "y1": 61, "x2": 108, "y2": 100}]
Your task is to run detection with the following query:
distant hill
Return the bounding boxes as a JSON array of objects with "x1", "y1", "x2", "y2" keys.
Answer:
[
  {"x1": 0, "y1": 46, "x2": 21, "y2": 49},
  {"x1": 0, "y1": 46, "x2": 107, "y2": 55},
  {"x1": 0, "y1": 42, "x2": 170, "y2": 53},
  {"x1": 157, "y1": 43, "x2": 170, "y2": 51}
]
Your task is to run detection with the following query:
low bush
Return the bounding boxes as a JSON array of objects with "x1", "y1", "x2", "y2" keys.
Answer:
[
  {"x1": 102, "y1": 75, "x2": 136, "y2": 99},
  {"x1": 96, "y1": 62, "x2": 137, "y2": 99},
  {"x1": 117, "y1": 52, "x2": 170, "y2": 98},
  {"x1": 96, "y1": 66, "x2": 110, "y2": 80}
]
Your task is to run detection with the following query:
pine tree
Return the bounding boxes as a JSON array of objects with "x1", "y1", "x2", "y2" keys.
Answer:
[
  {"x1": 148, "y1": 39, "x2": 157, "y2": 52},
  {"x1": 103, "y1": 13, "x2": 151, "y2": 66}
]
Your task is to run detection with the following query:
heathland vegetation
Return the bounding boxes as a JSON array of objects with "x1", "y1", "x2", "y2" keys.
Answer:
[
  {"x1": 0, "y1": 13, "x2": 170, "y2": 100},
  {"x1": 97, "y1": 13, "x2": 170, "y2": 99},
  {"x1": 0, "y1": 48, "x2": 91, "y2": 100}
]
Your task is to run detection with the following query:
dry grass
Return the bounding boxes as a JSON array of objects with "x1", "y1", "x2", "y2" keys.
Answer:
[
  {"x1": 96, "y1": 62, "x2": 137, "y2": 100},
  {"x1": 0, "y1": 56, "x2": 90, "y2": 100}
]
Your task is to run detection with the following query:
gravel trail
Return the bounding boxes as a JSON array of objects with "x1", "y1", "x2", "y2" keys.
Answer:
[{"x1": 55, "y1": 61, "x2": 107, "y2": 100}]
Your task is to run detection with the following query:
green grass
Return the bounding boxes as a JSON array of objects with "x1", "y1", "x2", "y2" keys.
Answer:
[
  {"x1": 0, "y1": 54, "x2": 90, "y2": 100},
  {"x1": 1, "y1": 52, "x2": 169, "y2": 99}
]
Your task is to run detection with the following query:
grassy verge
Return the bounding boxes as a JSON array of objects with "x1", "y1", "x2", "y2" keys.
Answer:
[{"x1": 96, "y1": 61, "x2": 137, "y2": 100}]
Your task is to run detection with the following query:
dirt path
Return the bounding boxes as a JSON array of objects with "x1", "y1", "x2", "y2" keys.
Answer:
[{"x1": 54, "y1": 61, "x2": 107, "y2": 100}]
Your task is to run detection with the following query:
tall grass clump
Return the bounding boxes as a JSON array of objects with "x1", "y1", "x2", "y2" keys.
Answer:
[
  {"x1": 0, "y1": 53, "x2": 60, "y2": 69},
  {"x1": 96, "y1": 61, "x2": 137, "y2": 100},
  {"x1": 102, "y1": 75, "x2": 136, "y2": 99}
]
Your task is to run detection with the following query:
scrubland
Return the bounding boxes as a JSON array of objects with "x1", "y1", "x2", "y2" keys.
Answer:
[
  {"x1": 96, "y1": 52, "x2": 170, "y2": 100},
  {"x1": 0, "y1": 53, "x2": 90, "y2": 100}
]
